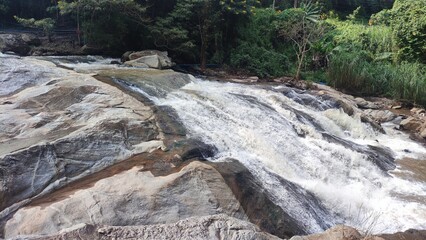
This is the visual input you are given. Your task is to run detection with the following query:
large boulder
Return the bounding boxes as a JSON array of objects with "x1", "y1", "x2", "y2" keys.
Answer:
[
  {"x1": 363, "y1": 109, "x2": 396, "y2": 123},
  {"x1": 0, "y1": 57, "x2": 160, "y2": 217},
  {"x1": 121, "y1": 50, "x2": 134, "y2": 62},
  {"x1": 0, "y1": 34, "x2": 31, "y2": 55},
  {"x1": 4, "y1": 161, "x2": 247, "y2": 238},
  {"x1": 400, "y1": 117, "x2": 422, "y2": 131},
  {"x1": 124, "y1": 50, "x2": 174, "y2": 69}
]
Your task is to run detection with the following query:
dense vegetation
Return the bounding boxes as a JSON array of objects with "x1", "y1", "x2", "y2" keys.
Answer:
[{"x1": 0, "y1": 0, "x2": 425, "y2": 105}]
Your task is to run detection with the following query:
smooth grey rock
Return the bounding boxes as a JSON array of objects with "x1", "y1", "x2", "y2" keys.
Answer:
[
  {"x1": 363, "y1": 109, "x2": 396, "y2": 123},
  {"x1": 4, "y1": 162, "x2": 247, "y2": 238},
  {"x1": 127, "y1": 50, "x2": 174, "y2": 69},
  {"x1": 0, "y1": 58, "x2": 160, "y2": 215}
]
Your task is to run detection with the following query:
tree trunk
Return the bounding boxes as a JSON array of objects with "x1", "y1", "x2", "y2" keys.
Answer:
[
  {"x1": 295, "y1": 49, "x2": 304, "y2": 80},
  {"x1": 200, "y1": 42, "x2": 207, "y2": 71},
  {"x1": 294, "y1": 0, "x2": 299, "y2": 8},
  {"x1": 77, "y1": 4, "x2": 81, "y2": 45}
]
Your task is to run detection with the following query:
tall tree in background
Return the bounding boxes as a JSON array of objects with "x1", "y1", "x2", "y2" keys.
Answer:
[
  {"x1": 276, "y1": 1, "x2": 324, "y2": 79},
  {"x1": 151, "y1": 0, "x2": 223, "y2": 70},
  {"x1": 57, "y1": 0, "x2": 147, "y2": 48}
]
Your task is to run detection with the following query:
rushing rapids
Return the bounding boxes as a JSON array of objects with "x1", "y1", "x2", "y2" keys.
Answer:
[
  {"x1": 1, "y1": 54, "x2": 426, "y2": 237},
  {"x1": 102, "y1": 69, "x2": 426, "y2": 234}
]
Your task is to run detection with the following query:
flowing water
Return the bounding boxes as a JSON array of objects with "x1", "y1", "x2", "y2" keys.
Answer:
[
  {"x1": 3, "y1": 54, "x2": 426, "y2": 235},
  {"x1": 125, "y1": 78, "x2": 426, "y2": 234}
]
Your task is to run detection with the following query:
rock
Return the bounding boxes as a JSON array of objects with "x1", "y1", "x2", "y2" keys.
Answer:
[
  {"x1": 410, "y1": 107, "x2": 425, "y2": 116},
  {"x1": 355, "y1": 97, "x2": 381, "y2": 109},
  {"x1": 0, "y1": 58, "x2": 160, "y2": 215},
  {"x1": 98, "y1": 68, "x2": 192, "y2": 99},
  {"x1": 0, "y1": 34, "x2": 31, "y2": 55},
  {"x1": 392, "y1": 105, "x2": 402, "y2": 110},
  {"x1": 290, "y1": 225, "x2": 362, "y2": 240},
  {"x1": 121, "y1": 50, "x2": 134, "y2": 63},
  {"x1": 292, "y1": 227, "x2": 426, "y2": 240},
  {"x1": 4, "y1": 161, "x2": 247, "y2": 238},
  {"x1": 127, "y1": 50, "x2": 174, "y2": 69},
  {"x1": 248, "y1": 76, "x2": 259, "y2": 82},
  {"x1": 363, "y1": 109, "x2": 396, "y2": 123},
  {"x1": 379, "y1": 229, "x2": 426, "y2": 240},
  {"x1": 400, "y1": 117, "x2": 422, "y2": 131},
  {"x1": 123, "y1": 58, "x2": 150, "y2": 68},
  {"x1": 13, "y1": 215, "x2": 280, "y2": 240},
  {"x1": 21, "y1": 33, "x2": 41, "y2": 46},
  {"x1": 420, "y1": 128, "x2": 426, "y2": 139},
  {"x1": 211, "y1": 160, "x2": 329, "y2": 239},
  {"x1": 130, "y1": 54, "x2": 162, "y2": 69},
  {"x1": 110, "y1": 60, "x2": 120, "y2": 65}
]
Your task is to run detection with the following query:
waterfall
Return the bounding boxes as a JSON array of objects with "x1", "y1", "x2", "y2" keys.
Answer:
[
  {"x1": 15, "y1": 55, "x2": 424, "y2": 234},
  {"x1": 128, "y1": 78, "x2": 426, "y2": 234}
]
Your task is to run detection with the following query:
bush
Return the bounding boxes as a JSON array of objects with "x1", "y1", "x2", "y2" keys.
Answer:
[
  {"x1": 327, "y1": 19, "x2": 393, "y2": 56},
  {"x1": 390, "y1": 0, "x2": 426, "y2": 63},
  {"x1": 229, "y1": 8, "x2": 290, "y2": 77},
  {"x1": 231, "y1": 42, "x2": 289, "y2": 78}
]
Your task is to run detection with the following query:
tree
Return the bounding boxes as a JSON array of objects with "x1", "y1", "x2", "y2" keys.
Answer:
[
  {"x1": 57, "y1": 0, "x2": 147, "y2": 49},
  {"x1": 151, "y1": 0, "x2": 223, "y2": 70},
  {"x1": 0, "y1": 0, "x2": 8, "y2": 15},
  {"x1": 276, "y1": 1, "x2": 325, "y2": 80},
  {"x1": 14, "y1": 16, "x2": 55, "y2": 41}
]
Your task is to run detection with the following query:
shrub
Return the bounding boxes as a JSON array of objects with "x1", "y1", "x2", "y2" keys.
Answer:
[
  {"x1": 390, "y1": 0, "x2": 426, "y2": 63},
  {"x1": 229, "y1": 8, "x2": 289, "y2": 77},
  {"x1": 230, "y1": 42, "x2": 289, "y2": 78}
]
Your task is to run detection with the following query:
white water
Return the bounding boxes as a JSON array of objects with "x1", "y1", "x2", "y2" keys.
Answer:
[{"x1": 134, "y1": 78, "x2": 426, "y2": 234}]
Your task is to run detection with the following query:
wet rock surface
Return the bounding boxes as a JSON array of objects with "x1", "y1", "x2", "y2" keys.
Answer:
[{"x1": 210, "y1": 160, "x2": 330, "y2": 239}]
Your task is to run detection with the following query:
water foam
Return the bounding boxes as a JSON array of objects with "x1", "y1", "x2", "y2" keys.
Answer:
[{"x1": 144, "y1": 79, "x2": 426, "y2": 234}]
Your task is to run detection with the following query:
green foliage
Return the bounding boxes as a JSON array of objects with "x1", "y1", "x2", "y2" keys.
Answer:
[
  {"x1": 389, "y1": 63, "x2": 426, "y2": 105},
  {"x1": 328, "y1": 51, "x2": 426, "y2": 106},
  {"x1": 230, "y1": 8, "x2": 289, "y2": 77},
  {"x1": 327, "y1": 51, "x2": 391, "y2": 95},
  {"x1": 219, "y1": 0, "x2": 260, "y2": 14},
  {"x1": 369, "y1": 9, "x2": 392, "y2": 26},
  {"x1": 346, "y1": 6, "x2": 362, "y2": 22},
  {"x1": 150, "y1": 0, "x2": 222, "y2": 66},
  {"x1": 0, "y1": 0, "x2": 8, "y2": 14},
  {"x1": 390, "y1": 0, "x2": 426, "y2": 63},
  {"x1": 14, "y1": 16, "x2": 55, "y2": 37},
  {"x1": 58, "y1": 0, "x2": 147, "y2": 49},
  {"x1": 231, "y1": 42, "x2": 289, "y2": 78},
  {"x1": 275, "y1": 2, "x2": 324, "y2": 79},
  {"x1": 327, "y1": 19, "x2": 393, "y2": 56}
]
